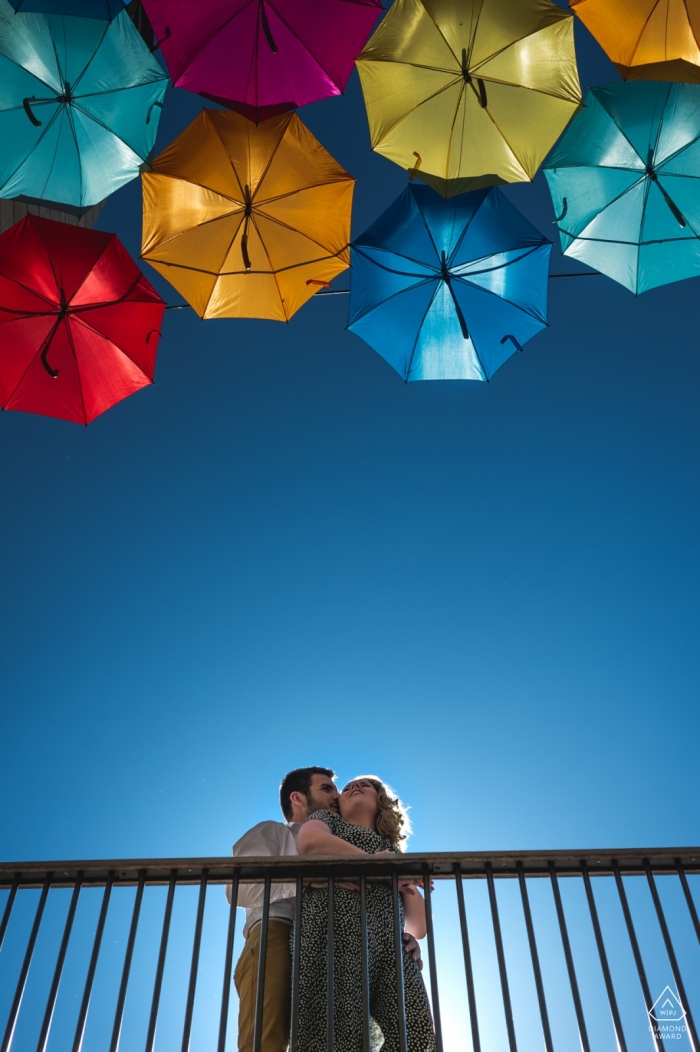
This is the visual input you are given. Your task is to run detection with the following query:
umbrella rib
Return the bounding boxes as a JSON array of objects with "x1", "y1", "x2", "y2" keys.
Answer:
[
  {"x1": 254, "y1": 175, "x2": 355, "y2": 207},
  {"x1": 200, "y1": 206, "x2": 249, "y2": 316},
  {"x1": 0, "y1": 103, "x2": 63, "y2": 196},
  {"x1": 595, "y1": 88, "x2": 668, "y2": 167},
  {"x1": 69, "y1": 313, "x2": 152, "y2": 376},
  {"x1": 683, "y1": 0, "x2": 700, "y2": 50},
  {"x1": 70, "y1": 100, "x2": 150, "y2": 162},
  {"x1": 404, "y1": 281, "x2": 440, "y2": 383},
  {"x1": 249, "y1": 211, "x2": 288, "y2": 318},
  {"x1": 265, "y1": 0, "x2": 340, "y2": 87},
  {"x1": 453, "y1": 248, "x2": 550, "y2": 322},
  {"x1": 351, "y1": 246, "x2": 436, "y2": 281},
  {"x1": 170, "y1": 0, "x2": 256, "y2": 81},
  {"x1": 369, "y1": 76, "x2": 466, "y2": 148},
  {"x1": 444, "y1": 80, "x2": 467, "y2": 187},
  {"x1": 253, "y1": 206, "x2": 348, "y2": 258},
  {"x1": 627, "y1": 0, "x2": 664, "y2": 67},
  {"x1": 448, "y1": 191, "x2": 489, "y2": 266},
  {"x1": 64, "y1": 316, "x2": 88, "y2": 426},
  {"x1": 145, "y1": 210, "x2": 245, "y2": 252}
]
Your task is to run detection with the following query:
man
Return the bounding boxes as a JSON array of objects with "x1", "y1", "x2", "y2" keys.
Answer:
[{"x1": 230, "y1": 766, "x2": 422, "y2": 1052}]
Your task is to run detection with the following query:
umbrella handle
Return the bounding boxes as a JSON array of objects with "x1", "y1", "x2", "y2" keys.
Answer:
[
  {"x1": 408, "y1": 152, "x2": 422, "y2": 182},
  {"x1": 23, "y1": 97, "x2": 42, "y2": 127},
  {"x1": 501, "y1": 334, "x2": 524, "y2": 353},
  {"x1": 477, "y1": 78, "x2": 487, "y2": 108},
  {"x1": 241, "y1": 233, "x2": 251, "y2": 271},
  {"x1": 146, "y1": 101, "x2": 163, "y2": 125},
  {"x1": 146, "y1": 329, "x2": 162, "y2": 343},
  {"x1": 260, "y1": 5, "x2": 278, "y2": 52},
  {"x1": 306, "y1": 280, "x2": 332, "y2": 287},
  {"x1": 555, "y1": 198, "x2": 568, "y2": 222},
  {"x1": 151, "y1": 26, "x2": 170, "y2": 52},
  {"x1": 41, "y1": 344, "x2": 59, "y2": 378}
]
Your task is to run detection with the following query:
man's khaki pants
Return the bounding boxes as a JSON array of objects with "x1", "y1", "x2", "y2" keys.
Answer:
[{"x1": 234, "y1": 920, "x2": 292, "y2": 1052}]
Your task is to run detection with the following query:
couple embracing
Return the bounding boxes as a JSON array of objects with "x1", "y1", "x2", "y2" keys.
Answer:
[{"x1": 231, "y1": 766, "x2": 436, "y2": 1052}]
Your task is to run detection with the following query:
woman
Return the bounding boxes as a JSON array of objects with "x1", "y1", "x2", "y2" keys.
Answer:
[{"x1": 295, "y1": 776, "x2": 435, "y2": 1052}]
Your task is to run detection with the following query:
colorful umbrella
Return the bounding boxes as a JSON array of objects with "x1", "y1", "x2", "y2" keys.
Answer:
[
  {"x1": 7, "y1": 0, "x2": 124, "y2": 17},
  {"x1": 570, "y1": 0, "x2": 700, "y2": 83},
  {"x1": 543, "y1": 82, "x2": 700, "y2": 295},
  {"x1": 140, "y1": 0, "x2": 382, "y2": 123},
  {"x1": 356, "y1": 0, "x2": 583, "y2": 198},
  {"x1": 0, "y1": 215, "x2": 164, "y2": 423},
  {"x1": 0, "y1": 7, "x2": 168, "y2": 208},
  {"x1": 141, "y1": 109, "x2": 354, "y2": 321},
  {"x1": 348, "y1": 184, "x2": 551, "y2": 381}
]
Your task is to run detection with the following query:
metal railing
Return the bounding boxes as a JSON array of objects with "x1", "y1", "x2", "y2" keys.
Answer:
[{"x1": 0, "y1": 848, "x2": 698, "y2": 1052}]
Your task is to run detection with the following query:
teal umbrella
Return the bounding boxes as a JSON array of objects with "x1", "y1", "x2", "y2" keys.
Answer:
[
  {"x1": 543, "y1": 82, "x2": 700, "y2": 294},
  {"x1": 0, "y1": 5, "x2": 168, "y2": 208}
]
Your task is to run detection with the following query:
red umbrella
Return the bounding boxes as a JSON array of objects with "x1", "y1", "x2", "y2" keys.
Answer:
[{"x1": 0, "y1": 216, "x2": 165, "y2": 424}]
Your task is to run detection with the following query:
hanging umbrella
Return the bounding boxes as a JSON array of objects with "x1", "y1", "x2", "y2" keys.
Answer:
[
  {"x1": 0, "y1": 6, "x2": 168, "y2": 208},
  {"x1": 348, "y1": 184, "x2": 551, "y2": 381},
  {"x1": 140, "y1": 0, "x2": 382, "y2": 123},
  {"x1": 141, "y1": 108, "x2": 354, "y2": 321},
  {"x1": 0, "y1": 215, "x2": 165, "y2": 424},
  {"x1": 7, "y1": 0, "x2": 124, "y2": 18},
  {"x1": 355, "y1": 0, "x2": 583, "y2": 198},
  {"x1": 543, "y1": 82, "x2": 700, "y2": 295},
  {"x1": 570, "y1": 0, "x2": 700, "y2": 83}
]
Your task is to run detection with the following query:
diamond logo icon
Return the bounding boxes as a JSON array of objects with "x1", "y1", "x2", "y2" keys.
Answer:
[{"x1": 650, "y1": 987, "x2": 686, "y2": 1022}]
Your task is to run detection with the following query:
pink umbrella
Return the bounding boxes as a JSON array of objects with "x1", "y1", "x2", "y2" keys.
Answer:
[{"x1": 142, "y1": 0, "x2": 383, "y2": 122}]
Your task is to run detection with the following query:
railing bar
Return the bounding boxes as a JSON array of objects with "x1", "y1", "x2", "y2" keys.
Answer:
[
  {"x1": 36, "y1": 874, "x2": 84, "y2": 1052},
  {"x1": 612, "y1": 860, "x2": 664, "y2": 1052},
  {"x1": 580, "y1": 861, "x2": 628, "y2": 1052},
  {"x1": 252, "y1": 873, "x2": 272, "y2": 1052},
  {"x1": 180, "y1": 870, "x2": 208, "y2": 1052},
  {"x1": 109, "y1": 871, "x2": 146, "y2": 1052},
  {"x1": 391, "y1": 869, "x2": 409, "y2": 1052},
  {"x1": 548, "y1": 862, "x2": 591, "y2": 1052},
  {"x1": 422, "y1": 863, "x2": 444, "y2": 1052},
  {"x1": 644, "y1": 859, "x2": 699, "y2": 1052},
  {"x1": 0, "y1": 875, "x2": 20, "y2": 952},
  {"x1": 453, "y1": 862, "x2": 481, "y2": 1052},
  {"x1": 486, "y1": 862, "x2": 518, "y2": 1052},
  {"x1": 217, "y1": 870, "x2": 240, "y2": 1052},
  {"x1": 0, "y1": 873, "x2": 52, "y2": 1052},
  {"x1": 516, "y1": 862, "x2": 554, "y2": 1052},
  {"x1": 71, "y1": 871, "x2": 114, "y2": 1052},
  {"x1": 676, "y1": 858, "x2": 700, "y2": 945},
  {"x1": 360, "y1": 873, "x2": 371, "y2": 1052},
  {"x1": 290, "y1": 874, "x2": 303, "y2": 1052},
  {"x1": 144, "y1": 870, "x2": 177, "y2": 1052},
  {"x1": 327, "y1": 875, "x2": 336, "y2": 1052}
]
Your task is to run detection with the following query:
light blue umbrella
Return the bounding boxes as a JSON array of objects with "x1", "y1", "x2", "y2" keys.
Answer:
[
  {"x1": 543, "y1": 82, "x2": 700, "y2": 294},
  {"x1": 348, "y1": 185, "x2": 551, "y2": 382},
  {"x1": 0, "y1": 4, "x2": 168, "y2": 207},
  {"x1": 8, "y1": 0, "x2": 124, "y2": 18}
]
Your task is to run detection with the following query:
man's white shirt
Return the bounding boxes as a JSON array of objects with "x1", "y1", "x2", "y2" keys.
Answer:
[{"x1": 229, "y1": 820, "x2": 301, "y2": 937}]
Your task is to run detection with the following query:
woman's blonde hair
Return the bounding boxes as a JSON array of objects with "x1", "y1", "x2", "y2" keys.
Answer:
[{"x1": 349, "y1": 775, "x2": 412, "y2": 851}]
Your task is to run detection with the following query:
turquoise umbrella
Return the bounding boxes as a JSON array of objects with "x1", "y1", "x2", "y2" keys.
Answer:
[
  {"x1": 0, "y1": 5, "x2": 168, "y2": 208},
  {"x1": 543, "y1": 82, "x2": 700, "y2": 294}
]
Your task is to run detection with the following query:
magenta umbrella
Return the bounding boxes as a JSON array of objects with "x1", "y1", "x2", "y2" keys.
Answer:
[{"x1": 141, "y1": 0, "x2": 383, "y2": 122}]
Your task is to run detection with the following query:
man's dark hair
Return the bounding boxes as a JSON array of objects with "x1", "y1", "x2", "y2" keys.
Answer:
[{"x1": 280, "y1": 766, "x2": 335, "y2": 820}]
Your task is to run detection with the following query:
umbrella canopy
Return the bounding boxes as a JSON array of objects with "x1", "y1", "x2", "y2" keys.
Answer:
[
  {"x1": 0, "y1": 5, "x2": 168, "y2": 208},
  {"x1": 570, "y1": 0, "x2": 700, "y2": 83},
  {"x1": 543, "y1": 82, "x2": 700, "y2": 295},
  {"x1": 141, "y1": 109, "x2": 354, "y2": 321},
  {"x1": 8, "y1": 0, "x2": 123, "y2": 17},
  {"x1": 356, "y1": 0, "x2": 582, "y2": 198},
  {"x1": 0, "y1": 215, "x2": 165, "y2": 423},
  {"x1": 348, "y1": 184, "x2": 551, "y2": 381},
  {"x1": 140, "y1": 0, "x2": 382, "y2": 123}
]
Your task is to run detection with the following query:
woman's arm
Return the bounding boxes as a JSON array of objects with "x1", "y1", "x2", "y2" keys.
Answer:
[
  {"x1": 400, "y1": 881, "x2": 427, "y2": 940},
  {"x1": 297, "y1": 819, "x2": 368, "y2": 856}
]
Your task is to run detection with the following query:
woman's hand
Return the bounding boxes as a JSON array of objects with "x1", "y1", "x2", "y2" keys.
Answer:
[{"x1": 400, "y1": 880, "x2": 427, "y2": 940}]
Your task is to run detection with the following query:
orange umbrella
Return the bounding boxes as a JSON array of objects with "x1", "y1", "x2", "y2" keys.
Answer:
[
  {"x1": 141, "y1": 109, "x2": 354, "y2": 321},
  {"x1": 571, "y1": 0, "x2": 700, "y2": 82}
]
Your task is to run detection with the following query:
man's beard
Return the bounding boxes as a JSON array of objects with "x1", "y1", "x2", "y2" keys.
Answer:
[{"x1": 307, "y1": 795, "x2": 339, "y2": 815}]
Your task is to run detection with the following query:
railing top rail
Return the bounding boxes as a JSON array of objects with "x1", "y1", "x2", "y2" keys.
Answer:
[{"x1": 0, "y1": 847, "x2": 698, "y2": 889}]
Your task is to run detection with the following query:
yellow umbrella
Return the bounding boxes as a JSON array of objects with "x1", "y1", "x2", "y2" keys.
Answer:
[
  {"x1": 570, "y1": 0, "x2": 700, "y2": 82},
  {"x1": 141, "y1": 110, "x2": 354, "y2": 321},
  {"x1": 356, "y1": 0, "x2": 583, "y2": 197}
]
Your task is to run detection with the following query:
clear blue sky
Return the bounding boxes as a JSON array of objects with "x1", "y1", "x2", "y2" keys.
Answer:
[{"x1": 1, "y1": 5, "x2": 698, "y2": 865}]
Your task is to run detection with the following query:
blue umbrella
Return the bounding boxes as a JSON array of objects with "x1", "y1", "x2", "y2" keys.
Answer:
[
  {"x1": 0, "y1": 6, "x2": 168, "y2": 207},
  {"x1": 543, "y1": 82, "x2": 700, "y2": 294},
  {"x1": 348, "y1": 185, "x2": 551, "y2": 382},
  {"x1": 7, "y1": 0, "x2": 124, "y2": 18}
]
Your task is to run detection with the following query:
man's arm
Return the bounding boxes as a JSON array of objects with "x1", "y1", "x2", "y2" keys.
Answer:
[{"x1": 297, "y1": 819, "x2": 372, "y2": 857}]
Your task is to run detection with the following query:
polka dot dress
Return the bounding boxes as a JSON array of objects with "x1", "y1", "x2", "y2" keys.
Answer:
[{"x1": 293, "y1": 810, "x2": 435, "y2": 1052}]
